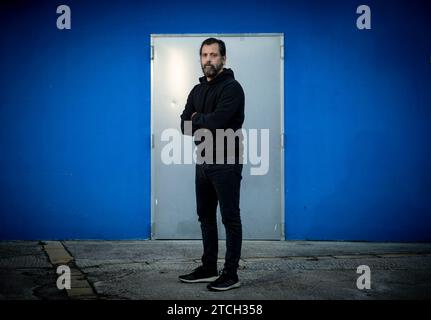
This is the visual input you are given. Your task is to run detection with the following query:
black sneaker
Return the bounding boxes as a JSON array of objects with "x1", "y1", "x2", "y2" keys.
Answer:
[
  {"x1": 179, "y1": 266, "x2": 218, "y2": 283},
  {"x1": 207, "y1": 269, "x2": 241, "y2": 291}
]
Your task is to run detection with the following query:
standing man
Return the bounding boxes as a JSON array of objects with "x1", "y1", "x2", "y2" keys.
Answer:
[{"x1": 178, "y1": 38, "x2": 245, "y2": 291}]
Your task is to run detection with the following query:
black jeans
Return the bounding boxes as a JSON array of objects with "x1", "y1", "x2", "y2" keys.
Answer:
[{"x1": 195, "y1": 163, "x2": 243, "y2": 275}]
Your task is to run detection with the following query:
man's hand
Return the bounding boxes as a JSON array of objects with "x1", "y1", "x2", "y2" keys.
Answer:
[{"x1": 191, "y1": 112, "x2": 197, "y2": 120}]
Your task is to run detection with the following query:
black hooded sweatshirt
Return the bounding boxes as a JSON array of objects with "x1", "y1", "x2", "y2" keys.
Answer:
[{"x1": 180, "y1": 68, "x2": 245, "y2": 163}]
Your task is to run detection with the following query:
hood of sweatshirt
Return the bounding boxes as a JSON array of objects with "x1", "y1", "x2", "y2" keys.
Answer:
[{"x1": 199, "y1": 68, "x2": 235, "y2": 85}]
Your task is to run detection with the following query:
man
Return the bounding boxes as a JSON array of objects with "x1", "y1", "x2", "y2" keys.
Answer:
[{"x1": 178, "y1": 38, "x2": 245, "y2": 291}]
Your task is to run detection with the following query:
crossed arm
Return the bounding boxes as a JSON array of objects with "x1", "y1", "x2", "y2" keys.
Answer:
[{"x1": 180, "y1": 82, "x2": 244, "y2": 135}]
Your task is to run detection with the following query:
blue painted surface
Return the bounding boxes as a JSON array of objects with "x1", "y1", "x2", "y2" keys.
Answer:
[{"x1": 0, "y1": 0, "x2": 430, "y2": 240}]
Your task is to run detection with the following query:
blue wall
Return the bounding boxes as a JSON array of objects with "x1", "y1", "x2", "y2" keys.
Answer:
[{"x1": 0, "y1": 0, "x2": 430, "y2": 241}]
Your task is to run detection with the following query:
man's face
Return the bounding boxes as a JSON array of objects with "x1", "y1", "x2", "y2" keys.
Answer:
[{"x1": 200, "y1": 43, "x2": 225, "y2": 79}]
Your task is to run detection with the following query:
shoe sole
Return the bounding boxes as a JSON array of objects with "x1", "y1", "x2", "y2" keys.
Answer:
[
  {"x1": 207, "y1": 282, "x2": 241, "y2": 291},
  {"x1": 179, "y1": 276, "x2": 219, "y2": 283}
]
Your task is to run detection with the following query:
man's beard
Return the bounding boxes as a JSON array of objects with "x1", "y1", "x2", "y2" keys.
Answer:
[{"x1": 201, "y1": 62, "x2": 223, "y2": 78}]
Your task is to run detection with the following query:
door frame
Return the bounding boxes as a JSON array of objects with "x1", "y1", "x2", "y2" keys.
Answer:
[{"x1": 150, "y1": 33, "x2": 285, "y2": 240}]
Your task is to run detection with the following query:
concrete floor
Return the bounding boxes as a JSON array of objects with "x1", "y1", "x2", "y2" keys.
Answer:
[{"x1": 1, "y1": 240, "x2": 431, "y2": 300}]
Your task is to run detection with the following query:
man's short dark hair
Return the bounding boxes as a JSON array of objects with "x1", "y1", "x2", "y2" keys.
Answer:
[{"x1": 199, "y1": 38, "x2": 226, "y2": 57}]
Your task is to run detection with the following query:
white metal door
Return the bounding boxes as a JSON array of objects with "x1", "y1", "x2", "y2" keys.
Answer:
[{"x1": 151, "y1": 34, "x2": 284, "y2": 239}]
